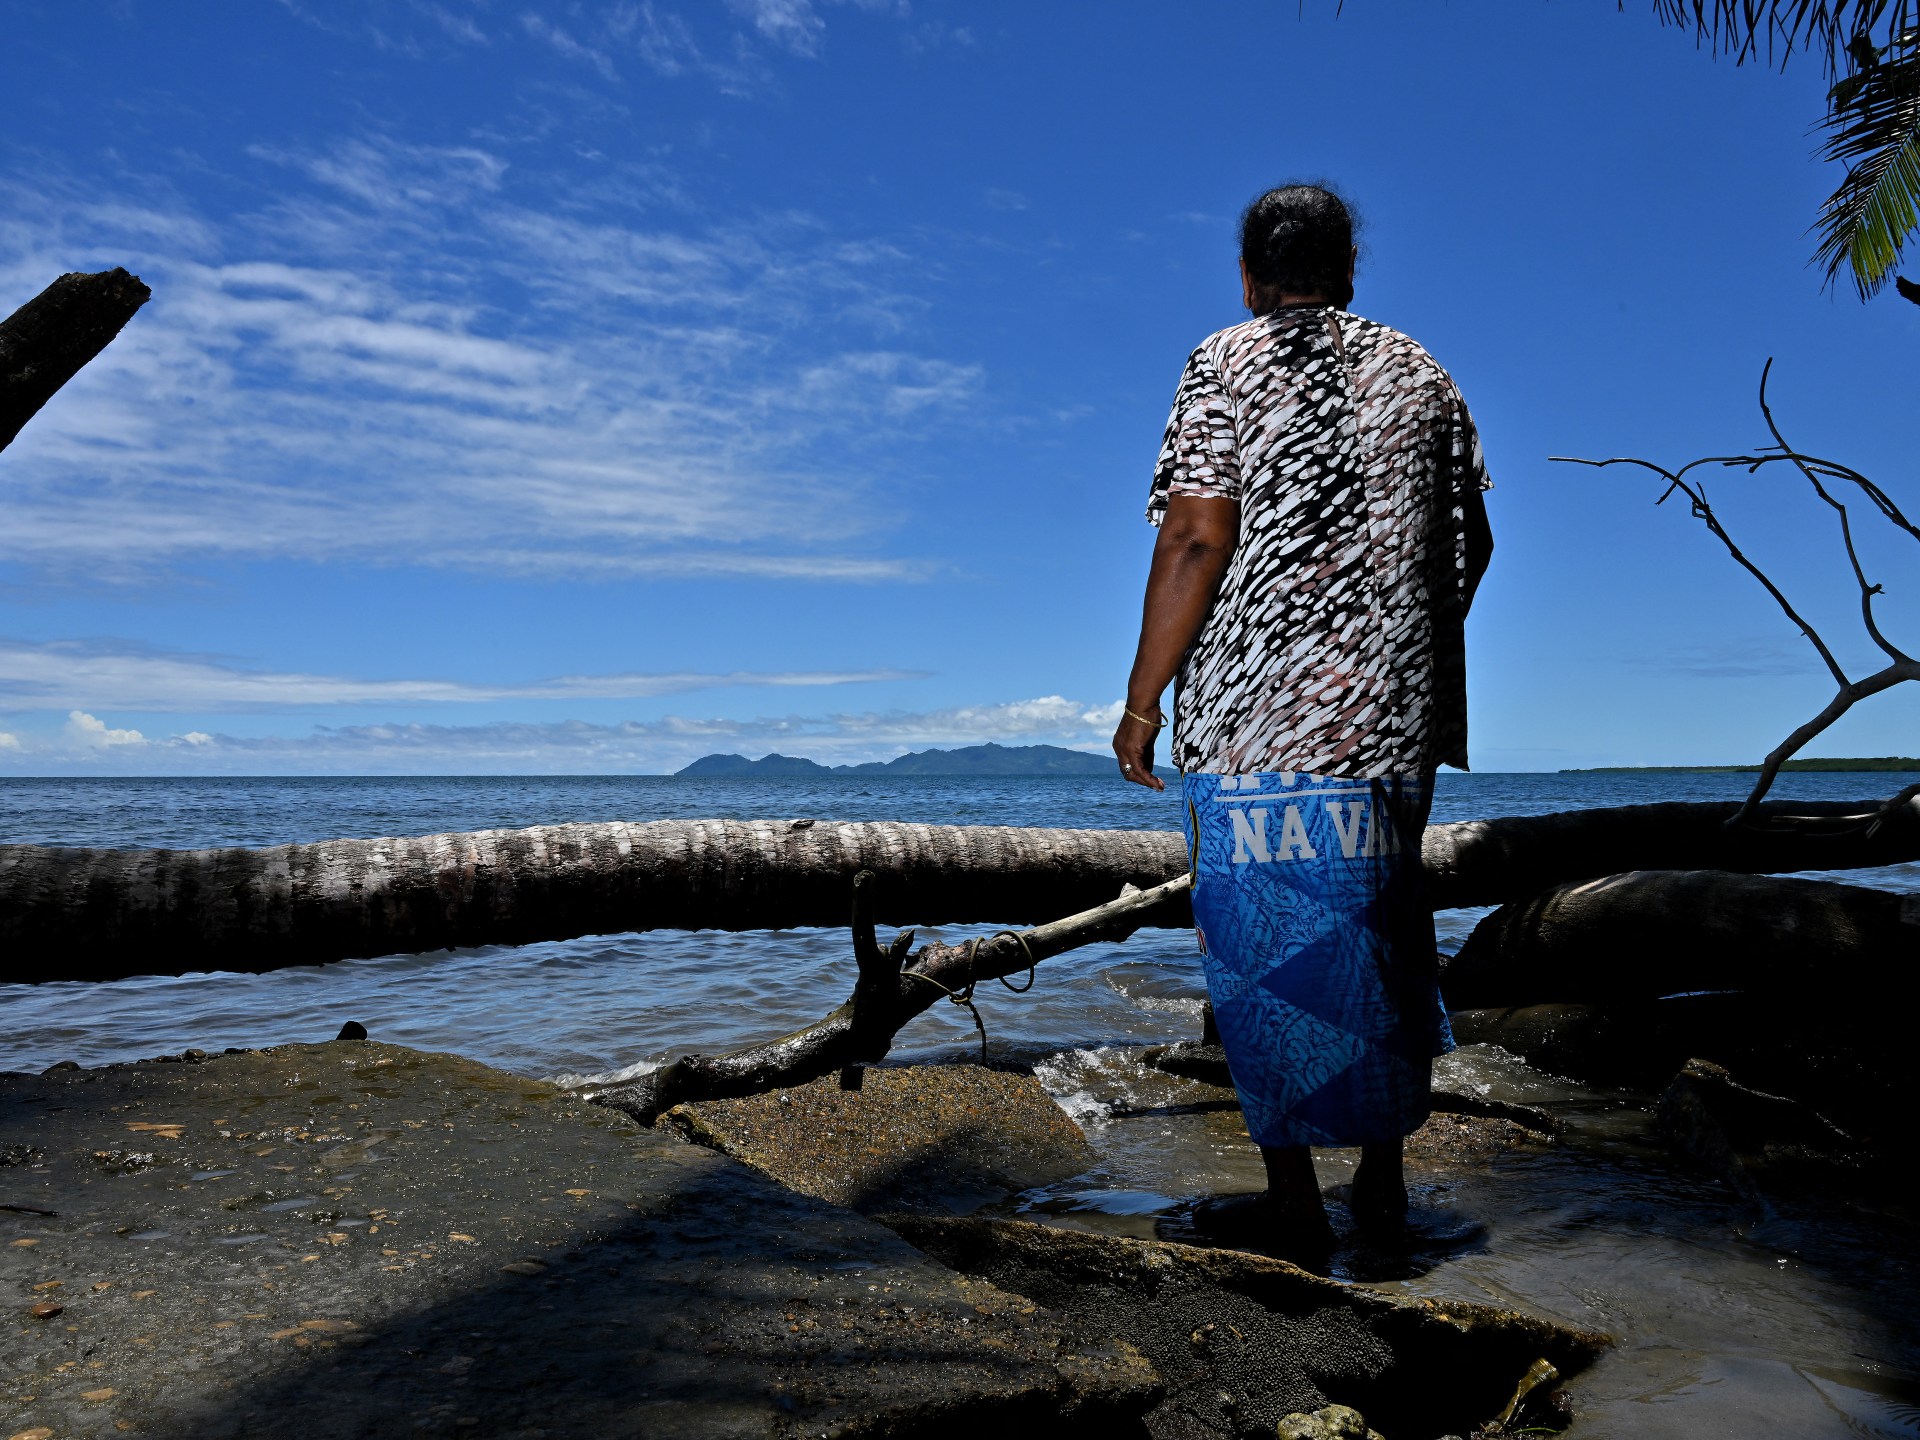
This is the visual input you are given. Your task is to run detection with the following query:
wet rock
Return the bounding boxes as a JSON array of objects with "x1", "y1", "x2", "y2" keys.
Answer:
[
  {"x1": 0, "y1": 1043, "x2": 1157, "y2": 1439},
  {"x1": 1426, "y1": 1089, "x2": 1560, "y2": 1138},
  {"x1": 882, "y1": 1215, "x2": 1609, "y2": 1440},
  {"x1": 666, "y1": 1063, "x2": 1095, "y2": 1214},
  {"x1": 334, "y1": 1021, "x2": 369, "y2": 1041},
  {"x1": 1143, "y1": 1040, "x2": 1233, "y2": 1088},
  {"x1": 1403, "y1": 1112, "x2": 1544, "y2": 1168},
  {"x1": 1453, "y1": 994, "x2": 1908, "y2": 1145},
  {"x1": 1657, "y1": 1057, "x2": 1858, "y2": 1204},
  {"x1": 1276, "y1": 1403, "x2": 1382, "y2": 1440}
]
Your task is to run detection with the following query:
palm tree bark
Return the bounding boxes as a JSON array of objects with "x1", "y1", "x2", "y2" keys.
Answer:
[
  {"x1": 5, "y1": 791, "x2": 1916, "y2": 983},
  {"x1": 0, "y1": 820, "x2": 1189, "y2": 984},
  {"x1": 1, "y1": 268, "x2": 151, "y2": 453},
  {"x1": 1418, "y1": 786, "x2": 1920, "y2": 909}
]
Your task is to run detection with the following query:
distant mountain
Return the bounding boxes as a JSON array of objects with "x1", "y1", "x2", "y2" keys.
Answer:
[
  {"x1": 676, "y1": 752, "x2": 834, "y2": 777},
  {"x1": 674, "y1": 742, "x2": 1147, "y2": 778}
]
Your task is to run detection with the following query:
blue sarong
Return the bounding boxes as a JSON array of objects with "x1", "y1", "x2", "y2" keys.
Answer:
[{"x1": 1182, "y1": 771, "x2": 1451, "y2": 1149}]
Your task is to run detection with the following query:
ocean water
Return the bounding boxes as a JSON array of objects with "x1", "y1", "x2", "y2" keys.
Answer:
[{"x1": 1, "y1": 769, "x2": 1913, "y2": 1079}]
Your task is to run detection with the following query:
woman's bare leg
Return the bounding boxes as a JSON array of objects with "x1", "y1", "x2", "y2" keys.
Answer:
[
  {"x1": 1350, "y1": 1140, "x2": 1408, "y2": 1231},
  {"x1": 1260, "y1": 1144, "x2": 1336, "y2": 1246}
]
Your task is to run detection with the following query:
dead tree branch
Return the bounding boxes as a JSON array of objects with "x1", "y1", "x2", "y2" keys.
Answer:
[
  {"x1": 0, "y1": 268, "x2": 150, "y2": 453},
  {"x1": 589, "y1": 871, "x2": 1194, "y2": 1124},
  {"x1": 1555, "y1": 361, "x2": 1917, "y2": 822}
]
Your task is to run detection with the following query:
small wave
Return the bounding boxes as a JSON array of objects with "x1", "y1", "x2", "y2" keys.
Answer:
[
  {"x1": 547, "y1": 1056, "x2": 662, "y2": 1091},
  {"x1": 1032, "y1": 1047, "x2": 1124, "y2": 1131}
]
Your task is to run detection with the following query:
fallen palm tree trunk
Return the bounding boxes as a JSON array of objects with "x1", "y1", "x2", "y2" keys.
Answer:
[
  {"x1": 4, "y1": 790, "x2": 1916, "y2": 981},
  {"x1": 1418, "y1": 785, "x2": 1920, "y2": 909},
  {"x1": 590, "y1": 871, "x2": 1193, "y2": 1125},
  {"x1": 0, "y1": 820, "x2": 1189, "y2": 984},
  {"x1": 1441, "y1": 868, "x2": 1914, "y2": 1010}
]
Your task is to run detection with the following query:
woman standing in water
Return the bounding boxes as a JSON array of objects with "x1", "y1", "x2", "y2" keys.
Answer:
[{"x1": 1114, "y1": 183, "x2": 1493, "y2": 1257}]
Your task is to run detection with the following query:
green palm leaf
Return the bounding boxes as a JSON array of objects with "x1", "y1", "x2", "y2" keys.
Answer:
[{"x1": 1812, "y1": 32, "x2": 1920, "y2": 295}]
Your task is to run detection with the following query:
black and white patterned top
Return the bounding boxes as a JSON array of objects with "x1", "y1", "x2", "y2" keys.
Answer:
[{"x1": 1148, "y1": 305, "x2": 1492, "y2": 777}]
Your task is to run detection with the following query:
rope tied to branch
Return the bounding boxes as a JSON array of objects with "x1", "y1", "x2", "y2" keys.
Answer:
[{"x1": 900, "y1": 930, "x2": 1039, "y2": 1064}]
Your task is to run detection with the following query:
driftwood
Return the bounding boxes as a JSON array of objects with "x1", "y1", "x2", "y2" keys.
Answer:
[
  {"x1": 590, "y1": 871, "x2": 1193, "y2": 1124},
  {"x1": 1, "y1": 268, "x2": 150, "y2": 453},
  {"x1": 1442, "y1": 867, "x2": 1915, "y2": 1010},
  {"x1": 6, "y1": 793, "x2": 1919, "y2": 981}
]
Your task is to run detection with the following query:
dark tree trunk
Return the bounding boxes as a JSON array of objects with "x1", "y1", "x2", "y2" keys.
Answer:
[
  {"x1": 0, "y1": 820, "x2": 1189, "y2": 984},
  {"x1": 0, "y1": 268, "x2": 151, "y2": 453},
  {"x1": 1418, "y1": 788, "x2": 1920, "y2": 910},
  {"x1": 1441, "y1": 868, "x2": 1914, "y2": 1010}
]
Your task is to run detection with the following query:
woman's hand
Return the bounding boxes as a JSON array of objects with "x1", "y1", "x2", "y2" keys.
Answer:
[{"x1": 1112, "y1": 708, "x2": 1166, "y2": 791}]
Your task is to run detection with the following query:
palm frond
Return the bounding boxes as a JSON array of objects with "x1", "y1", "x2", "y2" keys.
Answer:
[
  {"x1": 1813, "y1": 32, "x2": 1920, "y2": 295},
  {"x1": 1650, "y1": 0, "x2": 1908, "y2": 72}
]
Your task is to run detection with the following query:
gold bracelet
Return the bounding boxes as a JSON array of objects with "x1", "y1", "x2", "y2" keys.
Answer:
[{"x1": 1124, "y1": 707, "x2": 1166, "y2": 729}]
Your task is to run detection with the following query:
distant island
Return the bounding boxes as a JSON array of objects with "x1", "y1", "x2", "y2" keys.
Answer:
[
  {"x1": 1563, "y1": 757, "x2": 1920, "y2": 773},
  {"x1": 677, "y1": 742, "x2": 1169, "y2": 778}
]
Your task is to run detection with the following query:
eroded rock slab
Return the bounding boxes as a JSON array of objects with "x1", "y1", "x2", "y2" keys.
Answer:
[
  {"x1": 667, "y1": 1064, "x2": 1095, "y2": 1213},
  {"x1": 1, "y1": 1043, "x2": 1156, "y2": 1440},
  {"x1": 883, "y1": 1215, "x2": 1609, "y2": 1440}
]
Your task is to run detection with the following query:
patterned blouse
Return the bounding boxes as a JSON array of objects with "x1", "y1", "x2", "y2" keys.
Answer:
[{"x1": 1147, "y1": 304, "x2": 1492, "y2": 778}]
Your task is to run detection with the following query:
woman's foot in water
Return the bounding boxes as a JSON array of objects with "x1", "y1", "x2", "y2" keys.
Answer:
[
  {"x1": 1350, "y1": 1141, "x2": 1410, "y2": 1238},
  {"x1": 1190, "y1": 1191, "x2": 1335, "y2": 1262},
  {"x1": 1189, "y1": 1144, "x2": 1334, "y2": 1261}
]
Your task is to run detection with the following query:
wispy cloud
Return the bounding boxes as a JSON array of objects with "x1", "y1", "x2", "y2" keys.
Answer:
[
  {"x1": 1629, "y1": 639, "x2": 1813, "y2": 679},
  {"x1": 724, "y1": 0, "x2": 825, "y2": 56},
  {"x1": 0, "y1": 695, "x2": 1124, "y2": 775},
  {"x1": 0, "y1": 138, "x2": 979, "y2": 583},
  {"x1": 520, "y1": 13, "x2": 619, "y2": 80},
  {"x1": 0, "y1": 639, "x2": 922, "y2": 713},
  {"x1": 274, "y1": 1, "x2": 917, "y2": 91}
]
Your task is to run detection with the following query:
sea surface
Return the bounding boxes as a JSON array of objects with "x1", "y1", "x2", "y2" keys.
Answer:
[
  {"x1": 0, "y1": 770, "x2": 1912, "y2": 1080},
  {"x1": 4, "y1": 770, "x2": 1920, "y2": 1437}
]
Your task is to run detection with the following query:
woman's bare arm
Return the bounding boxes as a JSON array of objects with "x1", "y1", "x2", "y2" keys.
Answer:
[{"x1": 1113, "y1": 494, "x2": 1240, "y2": 790}]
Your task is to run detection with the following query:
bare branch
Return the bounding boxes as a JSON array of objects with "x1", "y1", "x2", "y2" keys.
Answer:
[
  {"x1": 1754, "y1": 358, "x2": 1914, "y2": 664},
  {"x1": 590, "y1": 872, "x2": 1194, "y2": 1123},
  {"x1": 1554, "y1": 454, "x2": 1853, "y2": 687},
  {"x1": 1557, "y1": 361, "x2": 1916, "y2": 817},
  {"x1": 1738, "y1": 660, "x2": 1920, "y2": 820}
]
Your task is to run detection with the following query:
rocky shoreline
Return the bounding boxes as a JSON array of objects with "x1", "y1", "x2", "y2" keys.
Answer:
[{"x1": 3, "y1": 1039, "x2": 1602, "y2": 1439}]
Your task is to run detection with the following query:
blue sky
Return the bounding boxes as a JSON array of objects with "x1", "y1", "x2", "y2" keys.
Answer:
[{"x1": 1, "y1": 0, "x2": 1915, "y2": 775}]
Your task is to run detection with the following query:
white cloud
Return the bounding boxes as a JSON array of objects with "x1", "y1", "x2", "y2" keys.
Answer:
[
  {"x1": 64, "y1": 711, "x2": 146, "y2": 748},
  {"x1": 725, "y1": 0, "x2": 825, "y2": 56},
  {"x1": 0, "y1": 695, "x2": 1126, "y2": 775},
  {"x1": 0, "y1": 731, "x2": 20, "y2": 751},
  {"x1": 0, "y1": 150, "x2": 979, "y2": 582},
  {"x1": 0, "y1": 639, "x2": 921, "y2": 713}
]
